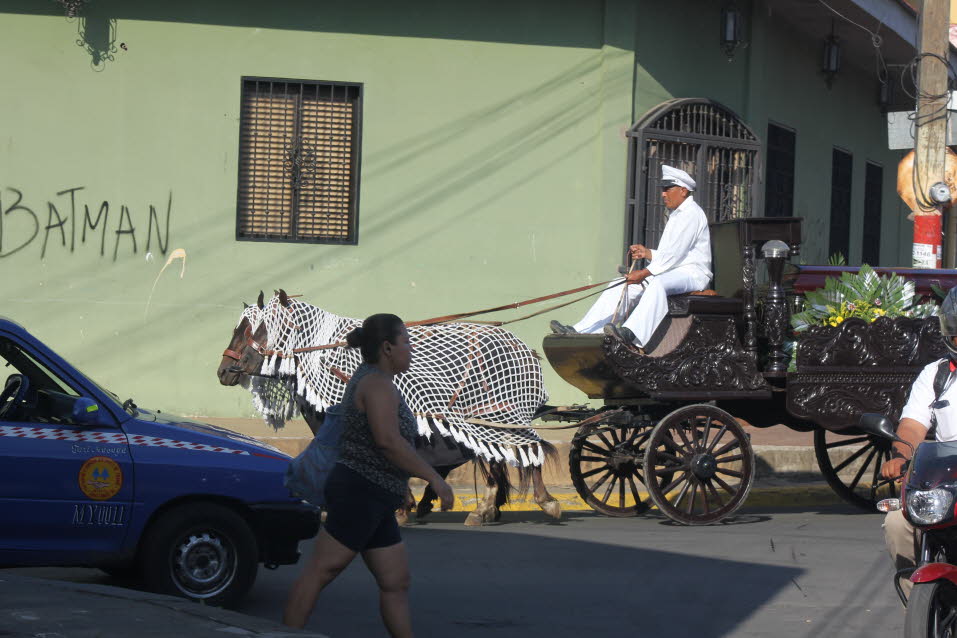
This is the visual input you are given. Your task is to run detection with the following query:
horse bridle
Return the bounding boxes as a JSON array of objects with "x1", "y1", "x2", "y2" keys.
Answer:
[{"x1": 221, "y1": 323, "x2": 267, "y2": 374}]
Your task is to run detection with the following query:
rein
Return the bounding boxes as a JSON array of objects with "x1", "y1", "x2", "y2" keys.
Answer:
[{"x1": 273, "y1": 278, "x2": 623, "y2": 356}]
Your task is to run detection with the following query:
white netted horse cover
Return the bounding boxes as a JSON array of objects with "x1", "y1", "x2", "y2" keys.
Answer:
[{"x1": 237, "y1": 294, "x2": 550, "y2": 467}]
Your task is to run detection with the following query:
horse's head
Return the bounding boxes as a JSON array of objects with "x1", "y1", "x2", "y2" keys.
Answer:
[{"x1": 217, "y1": 292, "x2": 268, "y2": 386}]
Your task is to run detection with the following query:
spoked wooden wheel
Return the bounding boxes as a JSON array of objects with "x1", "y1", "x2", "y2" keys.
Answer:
[
  {"x1": 643, "y1": 405, "x2": 755, "y2": 525},
  {"x1": 569, "y1": 422, "x2": 657, "y2": 517},
  {"x1": 814, "y1": 429, "x2": 898, "y2": 511}
]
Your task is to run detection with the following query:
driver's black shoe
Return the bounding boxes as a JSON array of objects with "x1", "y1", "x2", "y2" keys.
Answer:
[
  {"x1": 550, "y1": 320, "x2": 578, "y2": 335},
  {"x1": 603, "y1": 324, "x2": 644, "y2": 354}
]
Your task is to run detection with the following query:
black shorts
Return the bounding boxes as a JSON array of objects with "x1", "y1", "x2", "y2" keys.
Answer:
[{"x1": 323, "y1": 464, "x2": 403, "y2": 552}]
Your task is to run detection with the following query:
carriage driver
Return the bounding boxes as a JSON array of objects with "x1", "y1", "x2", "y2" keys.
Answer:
[
  {"x1": 881, "y1": 286, "x2": 957, "y2": 598},
  {"x1": 550, "y1": 165, "x2": 712, "y2": 353}
]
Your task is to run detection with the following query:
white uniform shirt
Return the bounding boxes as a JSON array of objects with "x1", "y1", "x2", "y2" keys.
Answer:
[
  {"x1": 647, "y1": 195, "x2": 713, "y2": 281},
  {"x1": 900, "y1": 358, "x2": 957, "y2": 441}
]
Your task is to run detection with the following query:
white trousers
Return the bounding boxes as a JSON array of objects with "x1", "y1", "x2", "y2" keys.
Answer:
[{"x1": 572, "y1": 267, "x2": 711, "y2": 346}]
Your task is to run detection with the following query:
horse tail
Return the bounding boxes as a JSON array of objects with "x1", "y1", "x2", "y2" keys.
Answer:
[{"x1": 514, "y1": 440, "x2": 558, "y2": 500}]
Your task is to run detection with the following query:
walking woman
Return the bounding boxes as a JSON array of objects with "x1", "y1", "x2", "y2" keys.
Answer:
[{"x1": 282, "y1": 313, "x2": 455, "y2": 636}]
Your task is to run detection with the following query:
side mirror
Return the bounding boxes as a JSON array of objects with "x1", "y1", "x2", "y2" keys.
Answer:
[
  {"x1": 72, "y1": 397, "x2": 112, "y2": 427},
  {"x1": 858, "y1": 413, "x2": 901, "y2": 442}
]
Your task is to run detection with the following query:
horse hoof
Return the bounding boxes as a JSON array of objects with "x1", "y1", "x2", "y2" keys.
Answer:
[
  {"x1": 416, "y1": 501, "x2": 434, "y2": 520},
  {"x1": 477, "y1": 507, "x2": 498, "y2": 524},
  {"x1": 540, "y1": 499, "x2": 562, "y2": 520},
  {"x1": 464, "y1": 511, "x2": 484, "y2": 526}
]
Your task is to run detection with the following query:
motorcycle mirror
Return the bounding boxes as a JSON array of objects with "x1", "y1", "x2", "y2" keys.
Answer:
[{"x1": 858, "y1": 413, "x2": 901, "y2": 442}]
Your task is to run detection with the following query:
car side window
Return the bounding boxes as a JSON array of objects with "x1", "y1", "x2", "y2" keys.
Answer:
[{"x1": 0, "y1": 337, "x2": 83, "y2": 424}]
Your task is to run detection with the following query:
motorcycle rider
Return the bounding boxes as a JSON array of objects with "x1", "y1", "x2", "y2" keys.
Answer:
[{"x1": 880, "y1": 286, "x2": 957, "y2": 598}]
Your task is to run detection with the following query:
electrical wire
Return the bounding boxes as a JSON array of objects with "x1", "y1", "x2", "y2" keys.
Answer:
[
  {"x1": 902, "y1": 53, "x2": 956, "y2": 211},
  {"x1": 817, "y1": 0, "x2": 888, "y2": 85}
]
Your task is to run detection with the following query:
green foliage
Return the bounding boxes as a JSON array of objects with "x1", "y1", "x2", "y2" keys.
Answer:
[
  {"x1": 827, "y1": 252, "x2": 847, "y2": 266},
  {"x1": 790, "y1": 264, "x2": 938, "y2": 334}
]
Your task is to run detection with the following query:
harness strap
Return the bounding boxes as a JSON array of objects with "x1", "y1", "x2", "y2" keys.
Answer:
[
  {"x1": 928, "y1": 359, "x2": 954, "y2": 438},
  {"x1": 267, "y1": 279, "x2": 624, "y2": 354}
]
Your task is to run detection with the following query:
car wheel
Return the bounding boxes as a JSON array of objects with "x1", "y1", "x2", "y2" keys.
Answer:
[{"x1": 140, "y1": 502, "x2": 258, "y2": 608}]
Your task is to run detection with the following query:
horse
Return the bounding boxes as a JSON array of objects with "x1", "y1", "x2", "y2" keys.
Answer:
[{"x1": 217, "y1": 290, "x2": 561, "y2": 525}]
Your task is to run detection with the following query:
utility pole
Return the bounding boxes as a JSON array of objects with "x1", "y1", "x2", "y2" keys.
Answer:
[{"x1": 911, "y1": 0, "x2": 951, "y2": 268}]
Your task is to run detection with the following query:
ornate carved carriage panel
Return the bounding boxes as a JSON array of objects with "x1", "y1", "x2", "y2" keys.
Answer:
[{"x1": 786, "y1": 317, "x2": 946, "y2": 431}]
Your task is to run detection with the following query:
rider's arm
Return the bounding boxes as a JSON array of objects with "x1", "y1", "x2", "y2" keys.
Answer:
[
  {"x1": 880, "y1": 418, "x2": 928, "y2": 479},
  {"x1": 892, "y1": 418, "x2": 928, "y2": 460}
]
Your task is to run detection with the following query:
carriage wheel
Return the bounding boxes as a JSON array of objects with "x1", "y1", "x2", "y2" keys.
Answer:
[
  {"x1": 813, "y1": 429, "x2": 899, "y2": 511},
  {"x1": 643, "y1": 405, "x2": 755, "y2": 525},
  {"x1": 569, "y1": 422, "x2": 658, "y2": 517}
]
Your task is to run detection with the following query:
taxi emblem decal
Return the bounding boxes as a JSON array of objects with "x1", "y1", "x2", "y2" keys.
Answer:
[{"x1": 78, "y1": 456, "x2": 123, "y2": 501}]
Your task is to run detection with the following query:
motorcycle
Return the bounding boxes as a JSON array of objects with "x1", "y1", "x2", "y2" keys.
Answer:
[{"x1": 860, "y1": 413, "x2": 957, "y2": 637}]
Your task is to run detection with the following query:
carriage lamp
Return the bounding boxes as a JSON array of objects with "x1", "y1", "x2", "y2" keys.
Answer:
[{"x1": 762, "y1": 240, "x2": 790, "y2": 376}]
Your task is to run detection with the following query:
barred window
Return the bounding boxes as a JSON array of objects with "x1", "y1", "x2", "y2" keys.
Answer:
[{"x1": 236, "y1": 78, "x2": 362, "y2": 244}]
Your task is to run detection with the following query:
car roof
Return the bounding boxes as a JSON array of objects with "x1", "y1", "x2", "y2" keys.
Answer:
[{"x1": 0, "y1": 316, "x2": 28, "y2": 335}]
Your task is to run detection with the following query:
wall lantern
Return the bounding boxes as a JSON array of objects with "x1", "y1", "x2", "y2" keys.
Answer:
[
  {"x1": 822, "y1": 23, "x2": 841, "y2": 88},
  {"x1": 877, "y1": 80, "x2": 892, "y2": 111},
  {"x1": 53, "y1": 0, "x2": 88, "y2": 18},
  {"x1": 720, "y1": 4, "x2": 744, "y2": 61}
]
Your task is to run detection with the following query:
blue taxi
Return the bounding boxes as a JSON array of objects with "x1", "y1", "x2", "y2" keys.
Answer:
[{"x1": 0, "y1": 317, "x2": 318, "y2": 607}]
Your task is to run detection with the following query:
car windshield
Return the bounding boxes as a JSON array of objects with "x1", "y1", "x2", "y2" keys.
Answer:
[{"x1": 1, "y1": 336, "x2": 133, "y2": 415}]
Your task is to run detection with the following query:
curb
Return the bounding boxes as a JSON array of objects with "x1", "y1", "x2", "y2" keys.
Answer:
[{"x1": 442, "y1": 484, "x2": 846, "y2": 512}]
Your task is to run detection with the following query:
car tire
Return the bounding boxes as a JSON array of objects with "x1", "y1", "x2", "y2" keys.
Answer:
[{"x1": 139, "y1": 502, "x2": 258, "y2": 608}]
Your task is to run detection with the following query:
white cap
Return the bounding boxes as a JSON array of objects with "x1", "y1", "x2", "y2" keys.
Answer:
[{"x1": 661, "y1": 165, "x2": 695, "y2": 191}]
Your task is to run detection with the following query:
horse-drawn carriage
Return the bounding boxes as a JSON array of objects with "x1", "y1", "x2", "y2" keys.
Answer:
[
  {"x1": 218, "y1": 216, "x2": 947, "y2": 527},
  {"x1": 540, "y1": 216, "x2": 947, "y2": 524}
]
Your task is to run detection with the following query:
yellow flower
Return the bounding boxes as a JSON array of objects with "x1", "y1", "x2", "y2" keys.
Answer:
[{"x1": 834, "y1": 317, "x2": 844, "y2": 324}]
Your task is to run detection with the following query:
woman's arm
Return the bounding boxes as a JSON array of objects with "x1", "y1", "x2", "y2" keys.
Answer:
[{"x1": 361, "y1": 374, "x2": 455, "y2": 509}]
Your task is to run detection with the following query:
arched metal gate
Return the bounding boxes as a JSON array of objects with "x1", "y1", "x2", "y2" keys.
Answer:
[{"x1": 625, "y1": 98, "x2": 761, "y2": 250}]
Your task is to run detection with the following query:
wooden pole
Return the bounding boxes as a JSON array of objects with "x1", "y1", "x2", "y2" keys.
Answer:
[{"x1": 912, "y1": 0, "x2": 950, "y2": 268}]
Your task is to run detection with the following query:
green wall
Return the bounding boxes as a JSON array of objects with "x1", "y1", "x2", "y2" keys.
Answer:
[
  {"x1": 633, "y1": 0, "x2": 907, "y2": 267},
  {"x1": 0, "y1": 1, "x2": 630, "y2": 415},
  {"x1": 0, "y1": 0, "x2": 910, "y2": 417}
]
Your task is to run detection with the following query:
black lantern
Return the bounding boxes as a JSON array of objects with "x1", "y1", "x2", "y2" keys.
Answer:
[
  {"x1": 53, "y1": 0, "x2": 87, "y2": 17},
  {"x1": 720, "y1": 5, "x2": 743, "y2": 61},
  {"x1": 822, "y1": 23, "x2": 841, "y2": 88},
  {"x1": 878, "y1": 80, "x2": 892, "y2": 111}
]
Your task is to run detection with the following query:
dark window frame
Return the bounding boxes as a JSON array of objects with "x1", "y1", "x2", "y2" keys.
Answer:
[
  {"x1": 862, "y1": 161, "x2": 883, "y2": 265},
  {"x1": 828, "y1": 147, "x2": 853, "y2": 261},
  {"x1": 625, "y1": 98, "x2": 762, "y2": 252},
  {"x1": 235, "y1": 76, "x2": 364, "y2": 246},
  {"x1": 764, "y1": 121, "x2": 796, "y2": 218}
]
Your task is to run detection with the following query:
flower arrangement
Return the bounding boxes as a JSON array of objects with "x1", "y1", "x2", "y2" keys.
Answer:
[
  {"x1": 787, "y1": 265, "x2": 938, "y2": 371},
  {"x1": 791, "y1": 264, "x2": 937, "y2": 334}
]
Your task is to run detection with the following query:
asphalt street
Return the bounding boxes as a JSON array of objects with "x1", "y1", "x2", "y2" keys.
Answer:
[{"x1": 6, "y1": 503, "x2": 906, "y2": 638}]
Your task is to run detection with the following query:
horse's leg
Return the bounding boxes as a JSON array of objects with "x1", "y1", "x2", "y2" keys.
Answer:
[
  {"x1": 415, "y1": 465, "x2": 456, "y2": 519},
  {"x1": 465, "y1": 460, "x2": 507, "y2": 526},
  {"x1": 299, "y1": 401, "x2": 324, "y2": 436},
  {"x1": 464, "y1": 474, "x2": 498, "y2": 527},
  {"x1": 532, "y1": 465, "x2": 561, "y2": 520}
]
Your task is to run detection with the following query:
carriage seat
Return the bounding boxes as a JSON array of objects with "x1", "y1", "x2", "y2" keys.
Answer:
[{"x1": 666, "y1": 291, "x2": 743, "y2": 317}]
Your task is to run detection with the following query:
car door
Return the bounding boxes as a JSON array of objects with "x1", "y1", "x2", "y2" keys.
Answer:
[{"x1": 0, "y1": 334, "x2": 133, "y2": 565}]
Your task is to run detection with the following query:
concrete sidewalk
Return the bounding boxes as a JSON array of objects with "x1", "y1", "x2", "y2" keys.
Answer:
[{"x1": 0, "y1": 573, "x2": 326, "y2": 638}]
